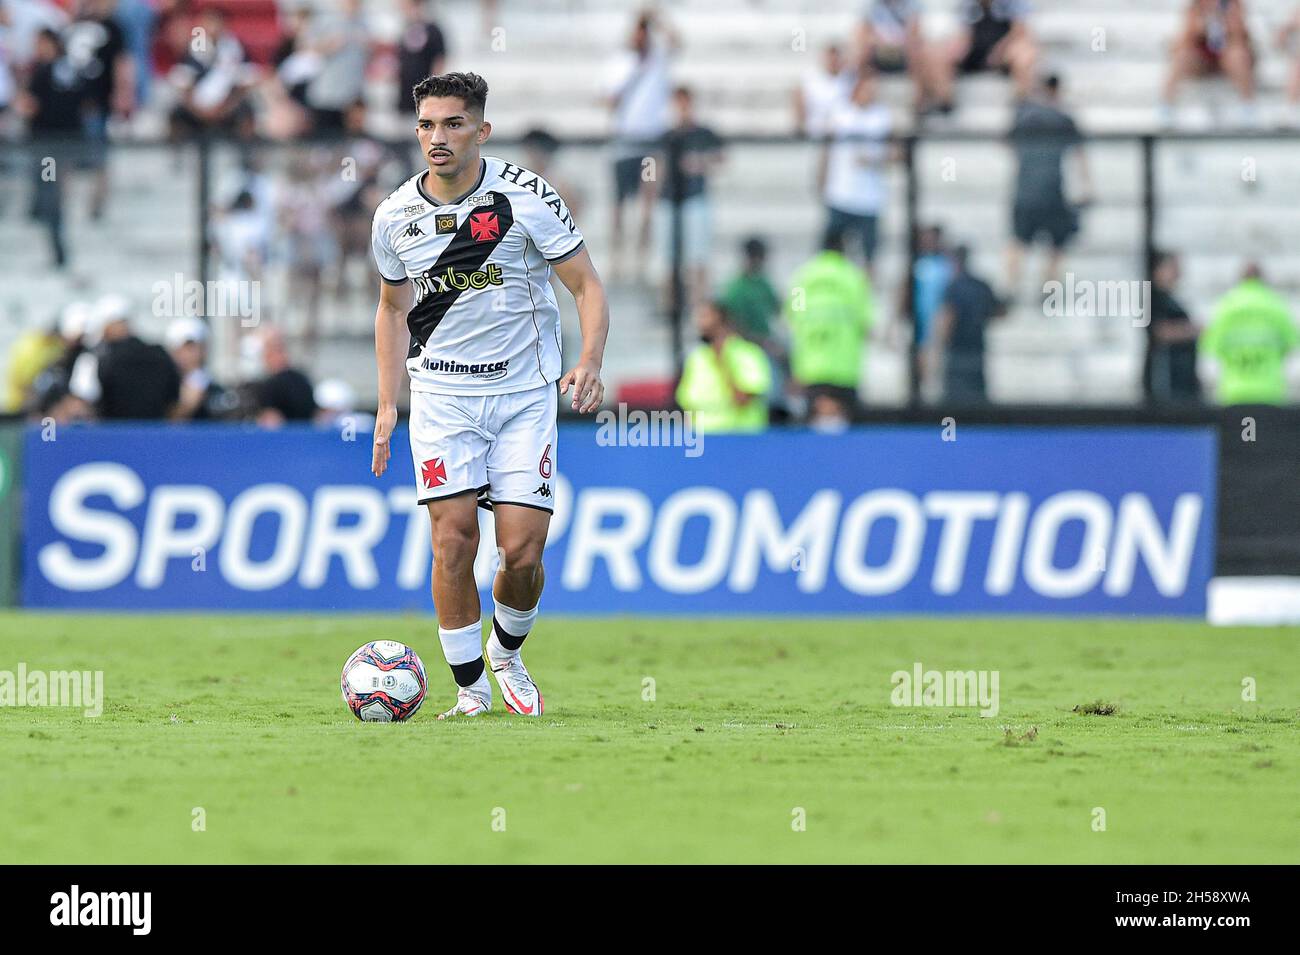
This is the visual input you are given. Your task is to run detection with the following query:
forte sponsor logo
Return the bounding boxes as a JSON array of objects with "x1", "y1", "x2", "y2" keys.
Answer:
[
  {"x1": 31, "y1": 463, "x2": 1205, "y2": 606},
  {"x1": 50, "y1": 885, "x2": 151, "y2": 935}
]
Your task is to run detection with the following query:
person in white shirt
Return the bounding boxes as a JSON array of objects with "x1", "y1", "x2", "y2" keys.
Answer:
[
  {"x1": 604, "y1": 9, "x2": 676, "y2": 278},
  {"x1": 794, "y1": 43, "x2": 852, "y2": 138},
  {"x1": 818, "y1": 70, "x2": 894, "y2": 271}
]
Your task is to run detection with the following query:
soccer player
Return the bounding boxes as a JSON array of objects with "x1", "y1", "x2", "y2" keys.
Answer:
[{"x1": 369, "y1": 73, "x2": 608, "y2": 718}]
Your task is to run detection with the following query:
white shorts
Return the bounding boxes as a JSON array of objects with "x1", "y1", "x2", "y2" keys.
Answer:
[{"x1": 408, "y1": 382, "x2": 557, "y2": 512}]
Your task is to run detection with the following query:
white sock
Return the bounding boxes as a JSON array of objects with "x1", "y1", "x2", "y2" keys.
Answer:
[
  {"x1": 487, "y1": 600, "x2": 538, "y2": 661},
  {"x1": 439, "y1": 621, "x2": 489, "y2": 695}
]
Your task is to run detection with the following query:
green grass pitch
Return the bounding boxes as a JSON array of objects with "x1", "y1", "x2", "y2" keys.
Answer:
[{"x1": 0, "y1": 612, "x2": 1296, "y2": 864}]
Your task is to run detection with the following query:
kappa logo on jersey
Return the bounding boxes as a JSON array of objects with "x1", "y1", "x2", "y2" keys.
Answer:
[
  {"x1": 403, "y1": 222, "x2": 425, "y2": 238},
  {"x1": 469, "y1": 212, "x2": 500, "y2": 241},
  {"x1": 435, "y1": 214, "x2": 457, "y2": 234},
  {"x1": 420, "y1": 457, "x2": 448, "y2": 489}
]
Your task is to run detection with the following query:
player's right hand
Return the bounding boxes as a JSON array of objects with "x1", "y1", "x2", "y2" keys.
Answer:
[{"x1": 372, "y1": 405, "x2": 398, "y2": 477}]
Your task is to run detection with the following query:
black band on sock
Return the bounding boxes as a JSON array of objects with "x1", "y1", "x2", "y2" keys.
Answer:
[
  {"x1": 492, "y1": 616, "x2": 529, "y2": 652},
  {"x1": 450, "y1": 657, "x2": 484, "y2": 688}
]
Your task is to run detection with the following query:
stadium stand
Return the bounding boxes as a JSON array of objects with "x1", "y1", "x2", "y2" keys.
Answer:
[{"x1": 3, "y1": 0, "x2": 1300, "y2": 411}]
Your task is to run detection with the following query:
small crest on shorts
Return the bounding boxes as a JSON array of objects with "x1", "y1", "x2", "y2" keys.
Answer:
[{"x1": 421, "y1": 457, "x2": 448, "y2": 489}]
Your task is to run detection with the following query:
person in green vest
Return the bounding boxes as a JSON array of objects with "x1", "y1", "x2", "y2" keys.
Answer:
[
  {"x1": 784, "y1": 228, "x2": 873, "y2": 421},
  {"x1": 1200, "y1": 264, "x2": 1299, "y2": 405},
  {"x1": 675, "y1": 299, "x2": 771, "y2": 433},
  {"x1": 721, "y1": 236, "x2": 781, "y2": 344}
]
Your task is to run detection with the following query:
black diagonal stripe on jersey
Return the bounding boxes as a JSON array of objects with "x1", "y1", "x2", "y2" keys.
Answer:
[{"x1": 405, "y1": 192, "x2": 515, "y2": 358}]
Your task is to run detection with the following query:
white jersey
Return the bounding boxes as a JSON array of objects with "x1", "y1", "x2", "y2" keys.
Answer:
[{"x1": 371, "y1": 156, "x2": 585, "y2": 396}]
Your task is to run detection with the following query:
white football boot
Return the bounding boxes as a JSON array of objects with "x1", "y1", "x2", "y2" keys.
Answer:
[
  {"x1": 487, "y1": 650, "x2": 544, "y2": 716},
  {"x1": 437, "y1": 685, "x2": 491, "y2": 720}
]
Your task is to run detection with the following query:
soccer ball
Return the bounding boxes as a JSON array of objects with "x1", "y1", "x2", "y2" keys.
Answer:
[{"x1": 340, "y1": 641, "x2": 428, "y2": 722}]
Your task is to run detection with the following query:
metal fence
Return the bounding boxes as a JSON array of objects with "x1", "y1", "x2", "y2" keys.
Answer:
[{"x1": 3, "y1": 129, "x2": 1299, "y2": 412}]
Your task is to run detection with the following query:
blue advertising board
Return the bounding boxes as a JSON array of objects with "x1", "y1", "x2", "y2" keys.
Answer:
[{"x1": 21, "y1": 424, "x2": 1216, "y2": 615}]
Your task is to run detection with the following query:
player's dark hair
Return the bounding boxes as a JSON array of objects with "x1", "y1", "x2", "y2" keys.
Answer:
[{"x1": 412, "y1": 72, "x2": 489, "y2": 115}]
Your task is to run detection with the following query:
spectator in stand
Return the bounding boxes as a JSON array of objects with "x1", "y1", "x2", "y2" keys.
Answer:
[
  {"x1": 1, "y1": 0, "x2": 68, "y2": 72},
  {"x1": 16, "y1": 27, "x2": 82, "y2": 269},
  {"x1": 1200, "y1": 264, "x2": 1298, "y2": 406},
  {"x1": 930, "y1": 0, "x2": 1039, "y2": 111},
  {"x1": 721, "y1": 237, "x2": 787, "y2": 415},
  {"x1": 794, "y1": 43, "x2": 851, "y2": 138},
  {"x1": 1143, "y1": 251, "x2": 1200, "y2": 403},
  {"x1": 48, "y1": 300, "x2": 93, "y2": 385},
  {"x1": 857, "y1": 0, "x2": 936, "y2": 115},
  {"x1": 69, "y1": 294, "x2": 181, "y2": 419},
  {"x1": 819, "y1": 69, "x2": 893, "y2": 274},
  {"x1": 722, "y1": 237, "x2": 781, "y2": 348},
  {"x1": 65, "y1": 0, "x2": 134, "y2": 220},
  {"x1": 605, "y1": 8, "x2": 676, "y2": 280},
  {"x1": 278, "y1": 149, "x2": 338, "y2": 354},
  {"x1": 328, "y1": 100, "x2": 391, "y2": 297},
  {"x1": 114, "y1": 0, "x2": 154, "y2": 106},
  {"x1": 908, "y1": 224, "x2": 953, "y2": 385},
  {"x1": 785, "y1": 228, "x2": 874, "y2": 421},
  {"x1": 930, "y1": 245, "x2": 1003, "y2": 403},
  {"x1": 1162, "y1": 0, "x2": 1255, "y2": 126},
  {"x1": 168, "y1": 7, "x2": 254, "y2": 142},
  {"x1": 1006, "y1": 73, "x2": 1090, "y2": 298},
  {"x1": 1279, "y1": 6, "x2": 1300, "y2": 126},
  {"x1": 396, "y1": 0, "x2": 447, "y2": 111},
  {"x1": 658, "y1": 85, "x2": 724, "y2": 306},
  {"x1": 3, "y1": 317, "x2": 63, "y2": 413},
  {"x1": 315, "y1": 378, "x2": 374, "y2": 434},
  {"x1": 250, "y1": 327, "x2": 317, "y2": 427},
  {"x1": 166, "y1": 316, "x2": 234, "y2": 421},
  {"x1": 33, "y1": 379, "x2": 94, "y2": 424},
  {"x1": 519, "y1": 127, "x2": 584, "y2": 223},
  {"x1": 303, "y1": 0, "x2": 370, "y2": 134},
  {"x1": 676, "y1": 300, "x2": 771, "y2": 434},
  {"x1": 271, "y1": 5, "x2": 318, "y2": 124}
]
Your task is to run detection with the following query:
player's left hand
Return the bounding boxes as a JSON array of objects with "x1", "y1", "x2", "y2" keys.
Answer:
[
  {"x1": 372, "y1": 405, "x2": 398, "y2": 477},
  {"x1": 559, "y1": 360, "x2": 605, "y2": 413}
]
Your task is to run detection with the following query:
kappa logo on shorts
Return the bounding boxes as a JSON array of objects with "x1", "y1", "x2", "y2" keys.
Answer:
[
  {"x1": 420, "y1": 457, "x2": 448, "y2": 489},
  {"x1": 534, "y1": 483, "x2": 552, "y2": 498}
]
